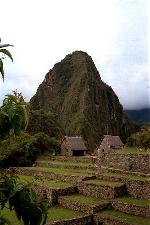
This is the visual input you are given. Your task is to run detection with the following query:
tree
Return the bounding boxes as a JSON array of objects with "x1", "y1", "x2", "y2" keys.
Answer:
[
  {"x1": 0, "y1": 90, "x2": 29, "y2": 139},
  {"x1": 127, "y1": 125, "x2": 150, "y2": 149},
  {"x1": 0, "y1": 40, "x2": 48, "y2": 225},
  {"x1": 0, "y1": 38, "x2": 13, "y2": 81}
]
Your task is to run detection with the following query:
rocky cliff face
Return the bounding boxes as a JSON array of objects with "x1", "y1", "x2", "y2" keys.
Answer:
[{"x1": 30, "y1": 51, "x2": 135, "y2": 150}]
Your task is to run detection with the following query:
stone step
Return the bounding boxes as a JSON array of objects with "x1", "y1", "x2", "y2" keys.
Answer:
[
  {"x1": 97, "y1": 172, "x2": 150, "y2": 199},
  {"x1": 46, "y1": 206, "x2": 93, "y2": 225},
  {"x1": 34, "y1": 160, "x2": 92, "y2": 170},
  {"x1": 112, "y1": 196, "x2": 150, "y2": 218},
  {"x1": 100, "y1": 166, "x2": 150, "y2": 177},
  {"x1": 95, "y1": 209, "x2": 150, "y2": 225},
  {"x1": 78, "y1": 179, "x2": 126, "y2": 199},
  {"x1": 58, "y1": 194, "x2": 109, "y2": 213},
  {"x1": 18, "y1": 175, "x2": 78, "y2": 205},
  {"x1": 15, "y1": 167, "x2": 96, "y2": 184},
  {"x1": 97, "y1": 171, "x2": 150, "y2": 182}
]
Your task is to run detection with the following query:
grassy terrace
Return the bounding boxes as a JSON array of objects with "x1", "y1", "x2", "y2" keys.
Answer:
[
  {"x1": 115, "y1": 196, "x2": 150, "y2": 207},
  {"x1": 37, "y1": 160, "x2": 91, "y2": 168},
  {"x1": 28, "y1": 166, "x2": 94, "y2": 176},
  {"x1": 61, "y1": 194, "x2": 108, "y2": 205},
  {"x1": 47, "y1": 206, "x2": 83, "y2": 222},
  {"x1": 18, "y1": 175, "x2": 73, "y2": 188},
  {"x1": 98, "y1": 209, "x2": 150, "y2": 225},
  {"x1": 101, "y1": 172, "x2": 150, "y2": 181},
  {"x1": 1, "y1": 207, "x2": 83, "y2": 224},
  {"x1": 114, "y1": 147, "x2": 150, "y2": 155},
  {"x1": 84, "y1": 179, "x2": 124, "y2": 187}
]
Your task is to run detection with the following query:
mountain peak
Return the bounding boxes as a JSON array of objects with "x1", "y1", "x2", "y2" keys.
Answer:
[{"x1": 30, "y1": 51, "x2": 136, "y2": 150}]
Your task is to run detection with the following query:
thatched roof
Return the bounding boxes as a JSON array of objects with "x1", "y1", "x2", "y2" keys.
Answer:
[
  {"x1": 64, "y1": 136, "x2": 87, "y2": 151},
  {"x1": 102, "y1": 135, "x2": 124, "y2": 148}
]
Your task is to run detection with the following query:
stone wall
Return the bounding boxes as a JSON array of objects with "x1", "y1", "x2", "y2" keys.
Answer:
[
  {"x1": 46, "y1": 215, "x2": 94, "y2": 225},
  {"x1": 96, "y1": 153, "x2": 150, "y2": 174},
  {"x1": 126, "y1": 180, "x2": 150, "y2": 200},
  {"x1": 77, "y1": 182, "x2": 126, "y2": 199},
  {"x1": 94, "y1": 214, "x2": 140, "y2": 225},
  {"x1": 97, "y1": 174, "x2": 150, "y2": 199},
  {"x1": 58, "y1": 196, "x2": 109, "y2": 214},
  {"x1": 34, "y1": 161, "x2": 91, "y2": 170},
  {"x1": 112, "y1": 201, "x2": 150, "y2": 218},
  {"x1": 14, "y1": 167, "x2": 95, "y2": 185}
]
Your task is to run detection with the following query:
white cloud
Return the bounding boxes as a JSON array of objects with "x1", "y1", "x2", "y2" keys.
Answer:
[{"x1": 0, "y1": 0, "x2": 149, "y2": 109}]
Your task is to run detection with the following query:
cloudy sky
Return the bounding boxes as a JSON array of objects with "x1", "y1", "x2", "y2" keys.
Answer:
[{"x1": 0, "y1": 0, "x2": 149, "y2": 109}]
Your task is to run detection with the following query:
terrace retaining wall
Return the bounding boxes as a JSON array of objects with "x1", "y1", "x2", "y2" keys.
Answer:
[
  {"x1": 97, "y1": 175, "x2": 150, "y2": 199},
  {"x1": 46, "y1": 215, "x2": 94, "y2": 225},
  {"x1": 94, "y1": 214, "x2": 143, "y2": 225},
  {"x1": 77, "y1": 182, "x2": 126, "y2": 199},
  {"x1": 14, "y1": 167, "x2": 95, "y2": 185},
  {"x1": 58, "y1": 196, "x2": 109, "y2": 213},
  {"x1": 34, "y1": 161, "x2": 92, "y2": 170},
  {"x1": 95, "y1": 153, "x2": 150, "y2": 174},
  {"x1": 112, "y1": 201, "x2": 150, "y2": 218}
]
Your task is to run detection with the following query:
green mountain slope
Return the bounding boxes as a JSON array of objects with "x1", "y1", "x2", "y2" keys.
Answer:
[{"x1": 30, "y1": 51, "x2": 136, "y2": 150}]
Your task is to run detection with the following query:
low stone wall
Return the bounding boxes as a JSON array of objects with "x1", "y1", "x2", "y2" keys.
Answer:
[
  {"x1": 34, "y1": 161, "x2": 92, "y2": 170},
  {"x1": 50, "y1": 156, "x2": 92, "y2": 163},
  {"x1": 94, "y1": 214, "x2": 139, "y2": 225},
  {"x1": 29, "y1": 183, "x2": 78, "y2": 206},
  {"x1": 126, "y1": 180, "x2": 150, "y2": 200},
  {"x1": 112, "y1": 201, "x2": 150, "y2": 218},
  {"x1": 46, "y1": 215, "x2": 94, "y2": 225},
  {"x1": 14, "y1": 167, "x2": 95, "y2": 185},
  {"x1": 77, "y1": 182, "x2": 126, "y2": 199},
  {"x1": 97, "y1": 174, "x2": 150, "y2": 200},
  {"x1": 32, "y1": 184, "x2": 57, "y2": 206},
  {"x1": 58, "y1": 196, "x2": 109, "y2": 214},
  {"x1": 95, "y1": 153, "x2": 150, "y2": 174}
]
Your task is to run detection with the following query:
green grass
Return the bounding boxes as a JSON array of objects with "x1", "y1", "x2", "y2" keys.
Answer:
[
  {"x1": 102, "y1": 172, "x2": 150, "y2": 181},
  {"x1": 115, "y1": 147, "x2": 150, "y2": 155},
  {"x1": 37, "y1": 160, "x2": 91, "y2": 168},
  {"x1": 28, "y1": 166, "x2": 94, "y2": 176},
  {"x1": 62, "y1": 194, "x2": 108, "y2": 205},
  {"x1": 116, "y1": 196, "x2": 150, "y2": 207},
  {"x1": 1, "y1": 208, "x2": 23, "y2": 225},
  {"x1": 18, "y1": 175, "x2": 73, "y2": 188},
  {"x1": 84, "y1": 179, "x2": 124, "y2": 187},
  {"x1": 47, "y1": 206, "x2": 83, "y2": 222},
  {"x1": 98, "y1": 209, "x2": 150, "y2": 225}
]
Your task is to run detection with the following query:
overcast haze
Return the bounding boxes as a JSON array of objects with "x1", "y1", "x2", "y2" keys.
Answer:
[{"x1": 0, "y1": 0, "x2": 149, "y2": 109}]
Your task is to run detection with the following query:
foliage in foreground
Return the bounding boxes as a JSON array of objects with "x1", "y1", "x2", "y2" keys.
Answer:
[
  {"x1": 0, "y1": 38, "x2": 13, "y2": 81},
  {"x1": 127, "y1": 124, "x2": 150, "y2": 149},
  {"x1": 0, "y1": 172, "x2": 48, "y2": 225},
  {"x1": 0, "y1": 132, "x2": 59, "y2": 167},
  {"x1": 0, "y1": 91, "x2": 28, "y2": 140}
]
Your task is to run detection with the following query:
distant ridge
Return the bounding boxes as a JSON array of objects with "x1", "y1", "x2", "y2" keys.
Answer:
[{"x1": 125, "y1": 108, "x2": 150, "y2": 124}]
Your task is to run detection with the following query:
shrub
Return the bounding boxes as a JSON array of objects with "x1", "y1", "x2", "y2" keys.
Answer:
[{"x1": 0, "y1": 132, "x2": 59, "y2": 167}]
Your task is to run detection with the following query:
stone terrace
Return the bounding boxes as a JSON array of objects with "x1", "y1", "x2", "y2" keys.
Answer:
[{"x1": 14, "y1": 149, "x2": 150, "y2": 225}]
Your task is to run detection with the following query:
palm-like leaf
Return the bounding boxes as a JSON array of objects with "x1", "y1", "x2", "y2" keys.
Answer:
[
  {"x1": 0, "y1": 49, "x2": 13, "y2": 62},
  {"x1": 0, "y1": 39, "x2": 13, "y2": 81}
]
